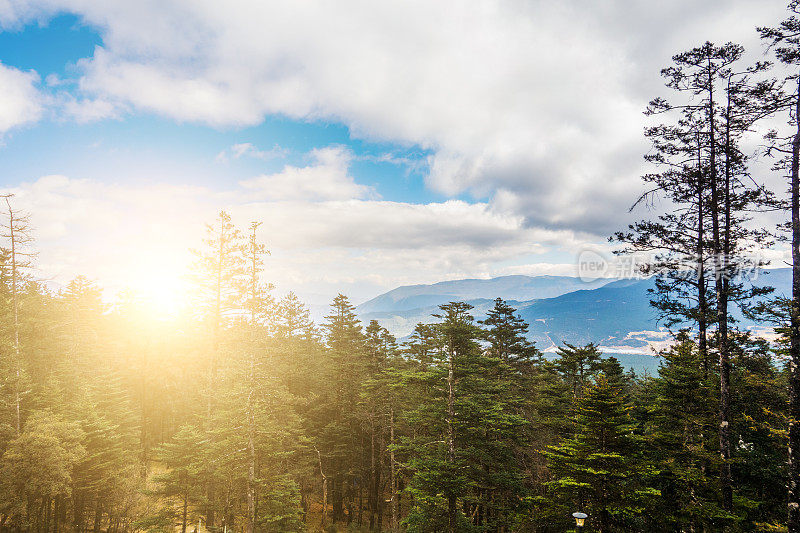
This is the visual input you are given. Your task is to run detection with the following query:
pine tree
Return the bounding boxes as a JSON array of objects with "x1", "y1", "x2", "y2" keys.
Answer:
[
  {"x1": 553, "y1": 343, "x2": 603, "y2": 400},
  {"x1": 728, "y1": 332, "x2": 787, "y2": 528},
  {"x1": 72, "y1": 374, "x2": 140, "y2": 533},
  {"x1": 650, "y1": 333, "x2": 723, "y2": 529},
  {"x1": 190, "y1": 211, "x2": 246, "y2": 419},
  {"x1": 315, "y1": 294, "x2": 366, "y2": 525},
  {"x1": 275, "y1": 293, "x2": 315, "y2": 340},
  {"x1": 401, "y1": 302, "x2": 528, "y2": 532},
  {"x1": 190, "y1": 211, "x2": 246, "y2": 528},
  {"x1": 0, "y1": 410, "x2": 85, "y2": 531},
  {"x1": 0, "y1": 194, "x2": 35, "y2": 435},
  {"x1": 545, "y1": 375, "x2": 659, "y2": 532},
  {"x1": 152, "y1": 425, "x2": 205, "y2": 533},
  {"x1": 242, "y1": 221, "x2": 274, "y2": 328},
  {"x1": 481, "y1": 298, "x2": 540, "y2": 367},
  {"x1": 616, "y1": 41, "x2": 774, "y2": 512},
  {"x1": 242, "y1": 220, "x2": 272, "y2": 533},
  {"x1": 759, "y1": 7, "x2": 800, "y2": 528},
  {"x1": 359, "y1": 320, "x2": 398, "y2": 530},
  {"x1": 480, "y1": 298, "x2": 541, "y2": 529}
]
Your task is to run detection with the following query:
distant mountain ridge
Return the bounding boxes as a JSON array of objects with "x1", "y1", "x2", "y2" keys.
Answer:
[
  {"x1": 356, "y1": 269, "x2": 792, "y2": 355},
  {"x1": 356, "y1": 275, "x2": 613, "y2": 314}
]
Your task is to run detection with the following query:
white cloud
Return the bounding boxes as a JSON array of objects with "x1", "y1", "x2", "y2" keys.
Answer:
[
  {"x1": 216, "y1": 142, "x2": 288, "y2": 163},
  {"x1": 0, "y1": 153, "x2": 587, "y2": 303},
  {"x1": 0, "y1": 62, "x2": 43, "y2": 133},
  {"x1": 238, "y1": 146, "x2": 376, "y2": 202},
  {"x1": 1, "y1": 0, "x2": 787, "y2": 234},
  {"x1": 60, "y1": 95, "x2": 119, "y2": 123}
]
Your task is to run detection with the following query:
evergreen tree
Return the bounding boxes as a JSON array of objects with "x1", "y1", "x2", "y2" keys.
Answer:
[
  {"x1": 359, "y1": 320, "x2": 398, "y2": 530},
  {"x1": 275, "y1": 292, "x2": 315, "y2": 341},
  {"x1": 650, "y1": 333, "x2": 723, "y2": 529},
  {"x1": 481, "y1": 298, "x2": 540, "y2": 367},
  {"x1": 553, "y1": 343, "x2": 603, "y2": 399},
  {"x1": 152, "y1": 425, "x2": 204, "y2": 533},
  {"x1": 190, "y1": 211, "x2": 247, "y2": 528},
  {"x1": 315, "y1": 294, "x2": 367, "y2": 525},
  {"x1": 545, "y1": 375, "x2": 659, "y2": 532},
  {"x1": 0, "y1": 194, "x2": 35, "y2": 435},
  {"x1": 729, "y1": 332, "x2": 787, "y2": 528},
  {"x1": 0, "y1": 410, "x2": 85, "y2": 531},
  {"x1": 759, "y1": 7, "x2": 800, "y2": 528},
  {"x1": 616, "y1": 41, "x2": 774, "y2": 513},
  {"x1": 401, "y1": 302, "x2": 528, "y2": 533}
]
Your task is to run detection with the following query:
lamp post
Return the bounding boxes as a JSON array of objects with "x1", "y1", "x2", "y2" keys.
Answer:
[{"x1": 572, "y1": 511, "x2": 587, "y2": 531}]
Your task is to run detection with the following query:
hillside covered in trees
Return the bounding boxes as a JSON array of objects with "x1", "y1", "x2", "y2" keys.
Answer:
[
  {"x1": 0, "y1": 224, "x2": 789, "y2": 532},
  {"x1": 9, "y1": 2, "x2": 800, "y2": 533}
]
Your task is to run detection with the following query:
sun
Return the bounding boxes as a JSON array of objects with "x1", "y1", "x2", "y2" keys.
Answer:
[
  {"x1": 136, "y1": 276, "x2": 186, "y2": 320},
  {"x1": 119, "y1": 261, "x2": 191, "y2": 321}
]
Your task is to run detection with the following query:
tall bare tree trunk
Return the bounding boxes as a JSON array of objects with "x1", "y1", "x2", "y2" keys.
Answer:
[
  {"x1": 787, "y1": 77, "x2": 800, "y2": 533},
  {"x1": 390, "y1": 408, "x2": 398, "y2": 531},
  {"x1": 317, "y1": 448, "x2": 328, "y2": 528},
  {"x1": 706, "y1": 56, "x2": 732, "y2": 513},
  {"x1": 3, "y1": 197, "x2": 23, "y2": 435},
  {"x1": 696, "y1": 134, "x2": 709, "y2": 378},
  {"x1": 447, "y1": 340, "x2": 456, "y2": 533},
  {"x1": 377, "y1": 427, "x2": 384, "y2": 530},
  {"x1": 246, "y1": 220, "x2": 264, "y2": 533},
  {"x1": 719, "y1": 78, "x2": 735, "y2": 516},
  {"x1": 181, "y1": 493, "x2": 188, "y2": 533},
  {"x1": 246, "y1": 389, "x2": 256, "y2": 533},
  {"x1": 369, "y1": 417, "x2": 376, "y2": 530}
]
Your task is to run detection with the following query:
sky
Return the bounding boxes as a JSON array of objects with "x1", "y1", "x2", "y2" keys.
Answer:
[{"x1": 0, "y1": 0, "x2": 792, "y2": 310}]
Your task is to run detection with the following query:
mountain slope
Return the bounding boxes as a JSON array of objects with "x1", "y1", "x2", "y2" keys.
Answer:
[
  {"x1": 357, "y1": 269, "x2": 792, "y2": 352},
  {"x1": 356, "y1": 275, "x2": 612, "y2": 314},
  {"x1": 516, "y1": 277, "x2": 659, "y2": 350}
]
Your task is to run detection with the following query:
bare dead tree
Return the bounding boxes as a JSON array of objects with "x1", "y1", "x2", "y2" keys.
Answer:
[{"x1": 0, "y1": 194, "x2": 36, "y2": 435}]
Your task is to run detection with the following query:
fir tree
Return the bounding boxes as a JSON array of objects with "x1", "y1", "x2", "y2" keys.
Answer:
[
  {"x1": 317, "y1": 294, "x2": 367, "y2": 524},
  {"x1": 481, "y1": 298, "x2": 540, "y2": 367},
  {"x1": 545, "y1": 374, "x2": 659, "y2": 533},
  {"x1": 152, "y1": 425, "x2": 204, "y2": 533},
  {"x1": 553, "y1": 343, "x2": 603, "y2": 400},
  {"x1": 401, "y1": 302, "x2": 528, "y2": 533},
  {"x1": 759, "y1": 7, "x2": 800, "y2": 528},
  {"x1": 650, "y1": 333, "x2": 723, "y2": 529}
]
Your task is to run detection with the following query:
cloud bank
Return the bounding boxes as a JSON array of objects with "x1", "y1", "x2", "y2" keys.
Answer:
[
  {"x1": 4, "y1": 151, "x2": 585, "y2": 303},
  {"x1": 1, "y1": 0, "x2": 787, "y2": 233},
  {"x1": 0, "y1": 0, "x2": 792, "y2": 303}
]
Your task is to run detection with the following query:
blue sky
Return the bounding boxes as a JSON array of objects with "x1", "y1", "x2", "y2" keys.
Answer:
[
  {"x1": 0, "y1": 1, "x2": 789, "y2": 308},
  {"x1": 0, "y1": 14, "x2": 439, "y2": 203}
]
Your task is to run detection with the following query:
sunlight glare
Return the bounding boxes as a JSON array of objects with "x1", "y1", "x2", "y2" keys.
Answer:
[{"x1": 122, "y1": 261, "x2": 190, "y2": 321}]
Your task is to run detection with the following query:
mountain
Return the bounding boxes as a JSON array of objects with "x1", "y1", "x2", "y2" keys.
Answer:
[
  {"x1": 515, "y1": 277, "x2": 659, "y2": 350},
  {"x1": 356, "y1": 275, "x2": 612, "y2": 314},
  {"x1": 357, "y1": 269, "x2": 792, "y2": 354},
  {"x1": 358, "y1": 278, "x2": 661, "y2": 349}
]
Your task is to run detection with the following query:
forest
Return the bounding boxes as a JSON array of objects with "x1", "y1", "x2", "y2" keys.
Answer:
[{"x1": 8, "y1": 3, "x2": 800, "y2": 533}]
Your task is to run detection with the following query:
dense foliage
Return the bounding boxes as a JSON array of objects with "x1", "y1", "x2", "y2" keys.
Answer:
[
  {"x1": 6, "y1": 3, "x2": 800, "y2": 532},
  {"x1": 0, "y1": 242, "x2": 791, "y2": 532}
]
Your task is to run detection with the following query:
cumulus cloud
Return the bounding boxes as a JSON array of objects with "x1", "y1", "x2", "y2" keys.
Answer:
[
  {"x1": 0, "y1": 62, "x2": 43, "y2": 133},
  {"x1": 60, "y1": 95, "x2": 119, "y2": 123},
  {"x1": 1, "y1": 156, "x2": 585, "y2": 303},
  {"x1": 238, "y1": 146, "x2": 376, "y2": 202},
  {"x1": 0, "y1": 0, "x2": 787, "y2": 235}
]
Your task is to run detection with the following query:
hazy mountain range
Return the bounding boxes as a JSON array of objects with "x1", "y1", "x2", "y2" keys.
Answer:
[{"x1": 355, "y1": 269, "x2": 791, "y2": 360}]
